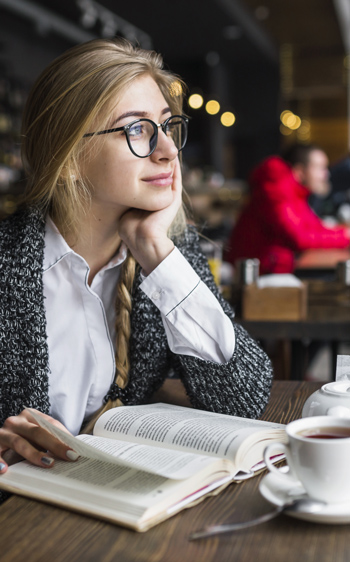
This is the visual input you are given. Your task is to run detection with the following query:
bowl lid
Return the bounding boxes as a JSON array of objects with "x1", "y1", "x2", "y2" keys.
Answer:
[{"x1": 322, "y1": 381, "x2": 350, "y2": 396}]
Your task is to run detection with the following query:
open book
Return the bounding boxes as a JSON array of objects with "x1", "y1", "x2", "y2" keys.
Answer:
[{"x1": 0, "y1": 403, "x2": 286, "y2": 532}]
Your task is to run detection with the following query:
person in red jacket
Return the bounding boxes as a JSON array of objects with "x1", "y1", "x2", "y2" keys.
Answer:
[{"x1": 225, "y1": 144, "x2": 350, "y2": 274}]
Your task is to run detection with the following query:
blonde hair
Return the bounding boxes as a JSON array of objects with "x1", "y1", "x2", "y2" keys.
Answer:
[{"x1": 21, "y1": 38, "x2": 187, "y2": 431}]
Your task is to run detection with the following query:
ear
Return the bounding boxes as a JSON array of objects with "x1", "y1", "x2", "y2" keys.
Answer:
[{"x1": 59, "y1": 166, "x2": 77, "y2": 183}]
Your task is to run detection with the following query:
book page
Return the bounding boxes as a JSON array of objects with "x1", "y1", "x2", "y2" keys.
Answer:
[
  {"x1": 0, "y1": 456, "x2": 232, "y2": 531},
  {"x1": 2, "y1": 457, "x2": 171, "y2": 505},
  {"x1": 25, "y1": 408, "x2": 220, "y2": 480},
  {"x1": 94, "y1": 403, "x2": 285, "y2": 461},
  {"x1": 77, "y1": 435, "x2": 222, "y2": 480}
]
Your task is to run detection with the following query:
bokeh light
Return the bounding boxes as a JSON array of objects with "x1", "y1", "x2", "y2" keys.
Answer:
[
  {"x1": 280, "y1": 110, "x2": 301, "y2": 130},
  {"x1": 206, "y1": 100, "x2": 221, "y2": 115},
  {"x1": 220, "y1": 112, "x2": 236, "y2": 127},
  {"x1": 188, "y1": 93, "x2": 204, "y2": 109}
]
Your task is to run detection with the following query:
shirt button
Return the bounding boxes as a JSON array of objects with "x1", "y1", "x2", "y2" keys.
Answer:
[{"x1": 152, "y1": 291, "x2": 161, "y2": 300}]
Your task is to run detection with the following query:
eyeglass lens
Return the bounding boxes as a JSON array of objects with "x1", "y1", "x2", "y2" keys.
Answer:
[{"x1": 128, "y1": 116, "x2": 187, "y2": 158}]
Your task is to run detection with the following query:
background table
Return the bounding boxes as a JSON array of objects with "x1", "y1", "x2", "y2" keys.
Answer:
[
  {"x1": 295, "y1": 248, "x2": 350, "y2": 277},
  {"x1": 2, "y1": 379, "x2": 350, "y2": 562},
  {"x1": 229, "y1": 248, "x2": 350, "y2": 380},
  {"x1": 238, "y1": 248, "x2": 350, "y2": 380}
]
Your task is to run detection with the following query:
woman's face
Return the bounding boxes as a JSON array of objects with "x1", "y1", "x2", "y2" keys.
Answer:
[{"x1": 80, "y1": 74, "x2": 179, "y2": 221}]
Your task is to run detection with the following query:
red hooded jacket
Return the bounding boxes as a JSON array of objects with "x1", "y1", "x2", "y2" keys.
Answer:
[{"x1": 225, "y1": 156, "x2": 350, "y2": 274}]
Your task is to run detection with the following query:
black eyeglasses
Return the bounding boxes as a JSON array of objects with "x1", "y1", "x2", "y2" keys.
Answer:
[{"x1": 83, "y1": 114, "x2": 189, "y2": 158}]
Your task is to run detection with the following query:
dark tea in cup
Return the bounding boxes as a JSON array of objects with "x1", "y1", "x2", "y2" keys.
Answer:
[{"x1": 297, "y1": 426, "x2": 350, "y2": 439}]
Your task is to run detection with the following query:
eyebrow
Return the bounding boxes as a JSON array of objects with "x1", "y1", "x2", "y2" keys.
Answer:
[{"x1": 114, "y1": 107, "x2": 171, "y2": 125}]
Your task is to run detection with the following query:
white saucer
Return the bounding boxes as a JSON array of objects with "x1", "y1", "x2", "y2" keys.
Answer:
[{"x1": 259, "y1": 467, "x2": 350, "y2": 524}]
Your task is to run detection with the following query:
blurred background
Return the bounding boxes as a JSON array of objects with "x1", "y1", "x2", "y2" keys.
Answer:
[{"x1": 0, "y1": 0, "x2": 349, "y2": 231}]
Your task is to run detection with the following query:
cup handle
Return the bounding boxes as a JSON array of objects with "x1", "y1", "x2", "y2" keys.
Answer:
[{"x1": 264, "y1": 442, "x2": 289, "y2": 476}]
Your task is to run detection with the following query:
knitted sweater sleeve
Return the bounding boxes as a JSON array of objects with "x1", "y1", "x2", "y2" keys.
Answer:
[{"x1": 172, "y1": 227, "x2": 273, "y2": 419}]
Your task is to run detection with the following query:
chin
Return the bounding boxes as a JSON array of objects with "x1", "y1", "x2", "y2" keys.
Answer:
[
  {"x1": 147, "y1": 203, "x2": 171, "y2": 213},
  {"x1": 146, "y1": 194, "x2": 173, "y2": 211}
]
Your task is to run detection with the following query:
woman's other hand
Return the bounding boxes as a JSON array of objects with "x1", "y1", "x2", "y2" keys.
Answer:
[
  {"x1": 0, "y1": 409, "x2": 79, "y2": 473},
  {"x1": 118, "y1": 158, "x2": 182, "y2": 275}
]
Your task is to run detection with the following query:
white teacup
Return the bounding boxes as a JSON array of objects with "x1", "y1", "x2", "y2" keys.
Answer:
[{"x1": 264, "y1": 416, "x2": 350, "y2": 504}]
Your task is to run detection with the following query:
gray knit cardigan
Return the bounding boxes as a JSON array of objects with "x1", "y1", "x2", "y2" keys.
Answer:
[{"x1": 0, "y1": 207, "x2": 273, "y2": 430}]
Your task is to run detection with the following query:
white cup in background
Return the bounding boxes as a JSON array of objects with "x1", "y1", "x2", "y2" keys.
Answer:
[{"x1": 264, "y1": 416, "x2": 350, "y2": 504}]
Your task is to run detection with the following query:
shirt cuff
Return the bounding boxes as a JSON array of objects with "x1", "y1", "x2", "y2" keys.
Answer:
[{"x1": 140, "y1": 247, "x2": 201, "y2": 315}]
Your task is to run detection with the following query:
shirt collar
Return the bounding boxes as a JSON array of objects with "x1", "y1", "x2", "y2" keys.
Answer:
[{"x1": 43, "y1": 216, "x2": 128, "y2": 273}]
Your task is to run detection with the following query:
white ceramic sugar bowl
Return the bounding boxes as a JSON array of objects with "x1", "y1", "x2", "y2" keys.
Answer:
[{"x1": 302, "y1": 381, "x2": 350, "y2": 418}]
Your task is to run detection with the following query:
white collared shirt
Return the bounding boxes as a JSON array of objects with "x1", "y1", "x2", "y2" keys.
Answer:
[{"x1": 43, "y1": 218, "x2": 235, "y2": 435}]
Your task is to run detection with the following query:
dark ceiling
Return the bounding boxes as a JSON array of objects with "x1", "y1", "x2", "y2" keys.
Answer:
[
  {"x1": 0, "y1": 0, "x2": 346, "y2": 96},
  {"x1": 18, "y1": 0, "x2": 279, "y2": 64},
  {"x1": 0, "y1": 0, "x2": 346, "y2": 105}
]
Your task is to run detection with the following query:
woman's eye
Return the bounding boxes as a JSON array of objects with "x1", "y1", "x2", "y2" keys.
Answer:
[{"x1": 128, "y1": 123, "x2": 144, "y2": 137}]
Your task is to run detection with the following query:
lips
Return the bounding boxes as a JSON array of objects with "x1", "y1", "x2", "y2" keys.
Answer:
[{"x1": 142, "y1": 172, "x2": 173, "y2": 186}]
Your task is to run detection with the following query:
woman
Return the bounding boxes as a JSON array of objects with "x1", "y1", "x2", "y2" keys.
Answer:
[{"x1": 0, "y1": 39, "x2": 272, "y2": 479}]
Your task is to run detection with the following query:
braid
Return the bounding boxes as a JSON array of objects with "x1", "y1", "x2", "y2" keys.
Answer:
[
  {"x1": 81, "y1": 251, "x2": 136, "y2": 433},
  {"x1": 114, "y1": 251, "x2": 136, "y2": 391}
]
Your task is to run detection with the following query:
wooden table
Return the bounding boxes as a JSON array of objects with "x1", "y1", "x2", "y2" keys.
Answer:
[
  {"x1": 295, "y1": 248, "x2": 350, "y2": 270},
  {"x1": 3, "y1": 379, "x2": 350, "y2": 562},
  {"x1": 295, "y1": 248, "x2": 350, "y2": 280}
]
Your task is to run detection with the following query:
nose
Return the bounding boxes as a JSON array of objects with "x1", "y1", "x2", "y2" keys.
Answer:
[{"x1": 151, "y1": 128, "x2": 178, "y2": 161}]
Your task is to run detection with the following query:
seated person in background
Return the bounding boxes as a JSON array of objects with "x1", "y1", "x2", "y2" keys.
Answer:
[{"x1": 225, "y1": 144, "x2": 350, "y2": 274}]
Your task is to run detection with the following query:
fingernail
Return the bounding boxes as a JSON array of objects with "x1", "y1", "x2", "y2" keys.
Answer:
[
  {"x1": 41, "y1": 456, "x2": 54, "y2": 466},
  {"x1": 66, "y1": 450, "x2": 79, "y2": 461},
  {"x1": 0, "y1": 462, "x2": 6, "y2": 471}
]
